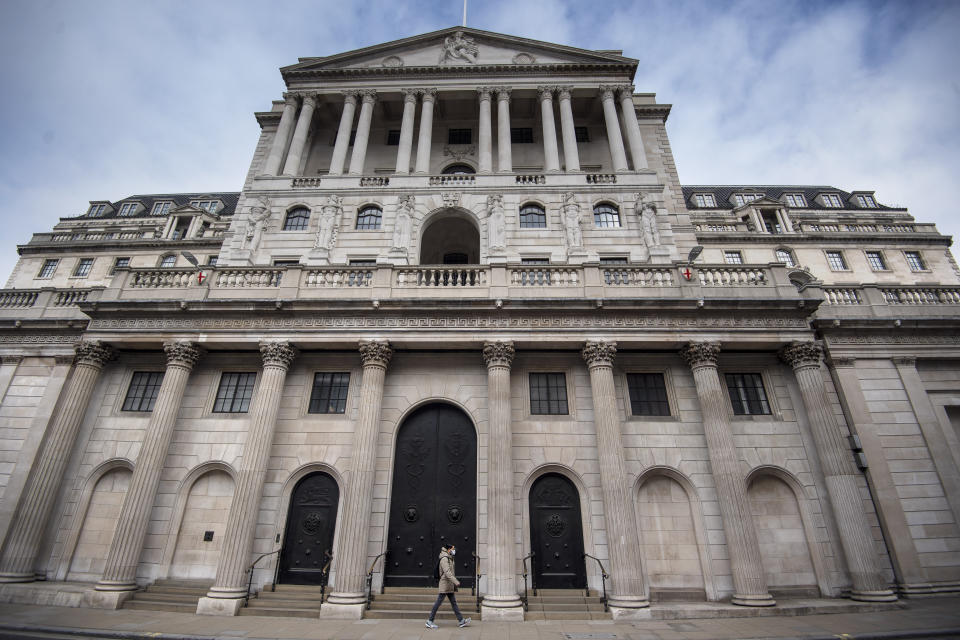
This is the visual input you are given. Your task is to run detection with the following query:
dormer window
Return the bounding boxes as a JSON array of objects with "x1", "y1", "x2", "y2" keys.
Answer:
[
  {"x1": 821, "y1": 194, "x2": 843, "y2": 208},
  {"x1": 856, "y1": 194, "x2": 877, "y2": 208},
  {"x1": 784, "y1": 193, "x2": 806, "y2": 207},
  {"x1": 88, "y1": 203, "x2": 107, "y2": 217},
  {"x1": 733, "y1": 193, "x2": 762, "y2": 206},
  {"x1": 190, "y1": 200, "x2": 220, "y2": 213},
  {"x1": 693, "y1": 193, "x2": 716, "y2": 207},
  {"x1": 152, "y1": 201, "x2": 173, "y2": 215},
  {"x1": 118, "y1": 203, "x2": 138, "y2": 216}
]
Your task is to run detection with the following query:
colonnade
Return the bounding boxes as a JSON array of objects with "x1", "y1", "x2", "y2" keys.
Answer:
[{"x1": 260, "y1": 84, "x2": 649, "y2": 177}]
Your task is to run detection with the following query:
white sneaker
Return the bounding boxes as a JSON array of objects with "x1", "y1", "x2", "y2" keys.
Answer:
[
  {"x1": 425, "y1": 620, "x2": 438, "y2": 629},
  {"x1": 458, "y1": 617, "x2": 471, "y2": 627}
]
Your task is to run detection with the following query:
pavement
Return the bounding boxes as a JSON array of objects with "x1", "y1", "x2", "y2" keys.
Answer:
[{"x1": 0, "y1": 597, "x2": 959, "y2": 640}]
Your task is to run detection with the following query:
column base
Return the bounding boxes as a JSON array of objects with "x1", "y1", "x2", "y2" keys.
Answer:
[
  {"x1": 481, "y1": 594, "x2": 524, "y2": 621},
  {"x1": 83, "y1": 587, "x2": 135, "y2": 609},
  {"x1": 731, "y1": 593, "x2": 776, "y2": 607},
  {"x1": 317, "y1": 601, "x2": 365, "y2": 619},
  {"x1": 0, "y1": 572, "x2": 35, "y2": 584},
  {"x1": 849, "y1": 588, "x2": 898, "y2": 602},
  {"x1": 196, "y1": 595, "x2": 244, "y2": 616},
  {"x1": 609, "y1": 601, "x2": 652, "y2": 620}
]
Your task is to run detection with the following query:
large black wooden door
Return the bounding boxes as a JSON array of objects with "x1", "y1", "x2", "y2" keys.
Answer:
[
  {"x1": 279, "y1": 472, "x2": 339, "y2": 585},
  {"x1": 385, "y1": 404, "x2": 476, "y2": 587},
  {"x1": 529, "y1": 473, "x2": 587, "y2": 589}
]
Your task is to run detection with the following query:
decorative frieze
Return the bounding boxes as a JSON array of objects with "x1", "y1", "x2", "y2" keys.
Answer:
[{"x1": 482, "y1": 340, "x2": 515, "y2": 369}]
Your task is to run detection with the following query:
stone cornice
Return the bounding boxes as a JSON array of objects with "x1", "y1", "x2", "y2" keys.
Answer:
[
  {"x1": 693, "y1": 231, "x2": 951, "y2": 246},
  {"x1": 282, "y1": 62, "x2": 636, "y2": 82},
  {"x1": 482, "y1": 340, "x2": 515, "y2": 369},
  {"x1": 18, "y1": 237, "x2": 224, "y2": 256}
]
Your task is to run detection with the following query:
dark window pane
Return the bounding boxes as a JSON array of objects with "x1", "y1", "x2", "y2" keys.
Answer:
[
  {"x1": 283, "y1": 208, "x2": 310, "y2": 231},
  {"x1": 574, "y1": 126, "x2": 589, "y2": 142},
  {"x1": 725, "y1": 373, "x2": 771, "y2": 415},
  {"x1": 213, "y1": 372, "x2": 257, "y2": 413},
  {"x1": 387, "y1": 130, "x2": 401, "y2": 145},
  {"x1": 530, "y1": 372, "x2": 568, "y2": 415},
  {"x1": 38, "y1": 259, "x2": 59, "y2": 278},
  {"x1": 308, "y1": 372, "x2": 350, "y2": 414},
  {"x1": 448, "y1": 128, "x2": 472, "y2": 144},
  {"x1": 519, "y1": 204, "x2": 546, "y2": 228},
  {"x1": 510, "y1": 127, "x2": 533, "y2": 143},
  {"x1": 122, "y1": 371, "x2": 165, "y2": 412},
  {"x1": 627, "y1": 373, "x2": 670, "y2": 416},
  {"x1": 593, "y1": 204, "x2": 620, "y2": 228},
  {"x1": 356, "y1": 206, "x2": 382, "y2": 230}
]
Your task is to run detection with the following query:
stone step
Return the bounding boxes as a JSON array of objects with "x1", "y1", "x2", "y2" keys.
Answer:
[
  {"x1": 245, "y1": 598, "x2": 321, "y2": 610},
  {"x1": 530, "y1": 602, "x2": 606, "y2": 612},
  {"x1": 369, "y1": 600, "x2": 480, "y2": 613},
  {"x1": 123, "y1": 599, "x2": 197, "y2": 614},
  {"x1": 140, "y1": 585, "x2": 211, "y2": 596},
  {"x1": 269, "y1": 584, "x2": 329, "y2": 592},
  {"x1": 128, "y1": 591, "x2": 203, "y2": 604},
  {"x1": 381, "y1": 587, "x2": 438, "y2": 594},
  {"x1": 372, "y1": 593, "x2": 473, "y2": 603},
  {"x1": 148, "y1": 579, "x2": 212, "y2": 590},
  {"x1": 525, "y1": 610, "x2": 610, "y2": 621},
  {"x1": 238, "y1": 605, "x2": 319, "y2": 618},
  {"x1": 254, "y1": 590, "x2": 326, "y2": 602},
  {"x1": 525, "y1": 595, "x2": 604, "y2": 604}
]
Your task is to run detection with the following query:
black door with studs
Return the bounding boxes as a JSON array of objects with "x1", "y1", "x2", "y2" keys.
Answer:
[
  {"x1": 529, "y1": 473, "x2": 587, "y2": 589},
  {"x1": 279, "y1": 472, "x2": 339, "y2": 585},
  {"x1": 385, "y1": 404, "x2": 476, "y2": 587}
]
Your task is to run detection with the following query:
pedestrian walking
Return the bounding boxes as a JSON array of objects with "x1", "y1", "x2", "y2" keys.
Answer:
[{"x1": 425, "y1": 543, "x2": 471, "y2": 629}]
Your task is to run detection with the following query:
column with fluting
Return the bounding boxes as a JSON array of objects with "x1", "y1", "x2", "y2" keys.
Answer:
[
  {"x1": 481, "y1": 341, "x2": 523, "y2": 620},
  {"x1": 323, "y1": 340, "x2": 392, "y2": 618},
  {"x1": 477, "y1": 87, "x2": 493, "y2": 173},
  {"x1": 261, "y1": 94, "x2": 299, "y2": 176},
  {"x1": 599, "y1": 85, "x2": 629, "y2": 173},
  {"x1": 496, "y1": 88, "x2": 512, "y2": 173},
  {"x1": 197, "y1": 341, "x2": 298, "y2": 616},
  {"x1": 281, "y1": 93, "x2": 318, "y2": 176},
  {"x1": 680, "y1": 342, "x2": 774, "y2": 606},
  {"x1": 780, "y1": 342, "x2": 896, "y2": 601},
  {"x1": 557, "y1": 86, "x2": 580, "y2": 172},
  {"x1": 328, "y1": 91, "x2": 359, "y2": 176},
  {"x1": 0, "y1": 341, "x2": 114, "y2": 582},
  {"x1": 538, "y1": 86, "x2": 561, "y2": 172},
  {"x1": 87, "y1": 341, "x2": 202, "y2": 609},
  {"x1": 616, "y1": 85, "x2": 648, "y2": 170},
  {"x1": 581, "y1": 341, "x2": 649, "y2": 616},
  {"x1": 414, "y1": 89, "x2": 436, "y2": 174},
  {"x1": 395, "y1": 89, "x2": 418, "y2": 174},
  {"x1": 348, "y1": 90, "x2": 377, "y2": 175}
]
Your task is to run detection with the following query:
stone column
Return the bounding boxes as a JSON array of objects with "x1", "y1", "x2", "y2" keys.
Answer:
[
  {"x1": 395, "y1": 89, "x2": 418, "y2": 174},
  {"x1": 680, "y1": 342, "x2": 774, "y2": 606},
  {"x1": 557, "y1": 86, "x2": 580, "y2": 172},
  {"x1": 0, "y1": 342, "x2": 114, "y2": 583},
  {"x1": 496, "y1": 88, "x2": 512, "y2": 173},
  {"x1": 481, "y1": 341, "x2": 523, "y2": 620},
  {"x1": 616, "y1": 85, "x2": 648, "y2": 170},
  {"x1": 581, "y1": 341, "x2": 649, "y2": 617},
  {"x1": 414, "y1": 89, "x2": 436, "y2": 174},
  {"x1": 348, "y1": 90, "x2": 377, "y2": 176},
  {"x1": 262, "y1": 94, "x2": 299, "y2": 176},
  {"x1": 477, "y1": 87, "x2": 493, "y2": 174},
  {"x1": 328, "y1": 91, "x2": 359, "y2": 176},
  {"x1": 780, "y1": 342, "x2": 896, "y2": 601},
  {"x1": 323, "y1": 340, "x2": 392, "y2": 619},
  {"x1": 197, "y1": 342, "x2": 298, "y2": 616},
  {"x1": 599, "y1": 85, "x2": 629, "y2": 173},
  {"x1": 538, "y1": 86, "x2": 561, "y2": 173},
  {"x1": 281, "y1": 93, "x2": 318, "y2": 176},
  {"x1": 778, "y1": 208, "x2": 795, "y2": 233},
  {"x1": 87, "y1": 341, "x2": 202, "y2": 609}
]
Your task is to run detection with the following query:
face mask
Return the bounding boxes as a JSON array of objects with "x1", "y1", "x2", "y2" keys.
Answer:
[{"x1": 450, "y1": 549, "x2": 456, "y2": 556}]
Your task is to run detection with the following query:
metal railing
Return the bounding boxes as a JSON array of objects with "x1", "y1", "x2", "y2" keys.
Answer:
[
  {"x1": 520, "y1": 552, "x2": 535, "y2": 611},
  {"x1": 583, "y1": 553, "x2": 609, "y2": 612},
  {"x1": 245, "y1": 548, "x2": 281, "y2": 606},
  {"x1": 471, "y1": 552, "x2": 482, "y2": 612},
  {"x1": 365, "y1": 550, "x2": 388, "y2": 610},
  {"x1": 318, "y1": 549, "x2": 333, "y2": 608}
]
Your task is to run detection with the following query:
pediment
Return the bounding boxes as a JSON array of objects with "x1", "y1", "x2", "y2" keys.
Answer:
[{"x1": 284, "y1": 27, "x2": 636, "y2": 75}]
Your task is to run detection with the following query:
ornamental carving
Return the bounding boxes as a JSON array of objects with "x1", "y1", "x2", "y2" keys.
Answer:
[
  {"x1": 421, "y1": 88, "x2": 438, "y2": 102},
  {"x1": 616, "y1": 84, "x2": 636, "y2": 99},
  {"x1": 537, "y1": 86, "x2": 557, "y2": 100},
  {"x1": 260, "y1": 340, "x2": 298, "y2": 369},
  {"x1": 495, "y1": 87, "x2": 512, "y2": 100},
  {"x1": 441, "y1": 192, "x2": 462, "y2": 208},
  {"x1": 382, "y1": 55, "x2": 404, "y2": 68},
  {"x1": 779, "y1": 341, "x2": 823, "y2": 369},
  {"x1": 512, "y1": 53, "x2": 535, "y2": 65},
  {"x1": 302, "y1": 511, "x2": 324, "y2": 534},
  {"x1": 439, "y1": 30, "x2": 478, "y2": 65},
  {"x1": 342, "y1": 90, "x2": 360, "y2": 105},
  {"x1": 556, "y1": 86, "x2": 573, "y2": 101},
  {"x1": 163, "y1": 340, "x2": 202, "y2": 369},
  {"x1": 476, "y1": 86, "x2": 494, "y2": 101},
  {"x1": 359, "y1": 339, "x2": 392, "y2": 368},
  {"x1": 546, "y1": 513, "x2": 565, "y2": 537},
  {"x1": 403, "y1": 504, "x2": 419, "y2": 523},
  {"x1": 1, "y1": 355, "x2": 24, "y2": 366},
  {"x1": 582, "y1": 340, "x2": 617, "y2": 368},
  {"x1": 359, "y1": 89, "x2": 377, "y2": 104},
  {"x1": 680, "y1": 342, "x2": 720, "y2": 369},
  {"x1": 598, "y1": 84, "x2": 619, "y2": 100},
  {"x1": 314, "y1": 194, "x2": 343, "y2": 251},
  {"x1": 486, "y1": 194, "x2": 506, "y2": 252},
  {"x1": 442, "y1": 145, "x2": 475, "y2": 161},
  {"x1": 635, "y1": 193, "x2": 662, "y2": 249},
  {"x1": 74, "y1": 340, "x2": 115, "y2": 368},
  {"x1": 482, "y1": 341, "x2": 515, "y2": 369},
  {"x1": 892, "y1": 356, "x2": 918, "y2": 367},
  {"x1": 447, "y1": 504, "x2": 464, "y2": 524}
]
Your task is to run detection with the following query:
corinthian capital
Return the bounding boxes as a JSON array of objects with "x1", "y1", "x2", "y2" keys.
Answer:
[
  {"x1": 163, "y1": 340, "x2": 203, "y2": 370},
  {"x1": 556, "y1": 85, "x2": 573, "y2": 101},
  {"x1": 598, "y1": 84, "x2": 619, "y2": 100},
  {"x1": 359, "y1": 89, "x2": 378, "y2": 104},
  {"x1": 74, "y1": 340, "x2": 115, "y2": 368},
  {"x1": 401, "y1": 88, "x2": 419, "y2": 103},
  {"x1": 420, "y1": 88, "x2": 438, "y2": 102},
  {"x1": 282, "y1": 92, "x2": 299, "y2": 106},
  {"x1": 779, "y1": 341, "x2": 823, "y2": 370},
  {"x1": 495, "y1": 87, "x2": 512, "y2": 100},
  {"x1": 537, "y1": 85, "x2": 556, "y2": 100},
  {"x1": 476, "y1": 86, "x2": 494, "y2": 101},
  {"x1": 359, "y1": 339, "x2": 392, "y2": 368},
  {"x1": 342, "y1": 90, "x2": 360, "y2": 104},
  {"x1": 482, "y1": 341, "x2": 515, "y2": 369},
  {"x1": 260, "y1": 341, "x2": 298, "y2": 369},
  {"x1": 616, "y1": 84, "x2": 636, "y2": 99},
  {"x1": 680, "y1": 342, "x2": 720, "y2": 369},
  {"x1": 582, "y1": 340, "x2": 617, "y2": 368}
]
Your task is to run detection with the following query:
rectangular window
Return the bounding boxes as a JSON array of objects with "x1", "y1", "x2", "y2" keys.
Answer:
[
  {"x1": 213, "y1": 372, "x2": 257, "y2": 413},
  {"x1": 725, "y1": 373, "x2": 771, "y2": 415},
  {"x1": 784, "y1": 193, "x2": 806, "y2": 207},
  {"x1": 600, "y1": 257, "x2": 628, "y2": 264},
  {"x1": 775, "y1": 249, "x2": 795, "y2": 267},
  {"x1": 733, "y1": 193, "x2": 761, "y2": 206},
  {"x1": 694, "y1": 193, "x2": 716, "y2": 207},
  {"x1": 88, "y1": 204, "x2": 107, "y2": 217},
  {"x1": 207, "y1": 255, "x2": 218, "y2": 266},
  {"x1": 122, "y1": 371, "x2": 165, "y2": 412},
  {"x1": 386, "y1": 130, "x2": 401, "y2": 145},
  {"x1": 724, "y1": 251, "x2": 744, "y2": 265},
  {"x1": 110, "y1": 257, "x2": 130, "y2": 274},
  {"x1": 152, "y1": 201, "x2": 172, "y2": 216},
  {"x1": 37, "y1": 259, "x2": 59, "y2": 278},
  {"x1": 761, "y1": 212, "x2": 782, "y2": 234},
  {"x1": 308, "y1": 372, "x2": 350, "y2": 414},
  {"x1": 826, "y1": 250, "x2": 847, "y2": 271},
  {"x1": 905, "y1": 251, "x2": 926, "y2": 271},
  {"x1": 521, "y1": 258, "x2": 549, "y2": 265},
  {"x1": 171, "y1": 218, "x2": 190, "y2": 240},
  {"x1": 510, "y1": 128, "x2": 533, "y2": 143},
  {"x1": 73, "y1": 258, "x2": 93, "y2": 277},
  {"x1": 448, "y1": 128, "x2": 472, "y2": 144},
  {"x1": 574, "y1": 126, "x2": 589, "y2": 143},
  {"x1": 118, "y1": 203, "x2": 138, "y2": 216},
  {"x1": 856, "y1": 194, "x2": 877, "y2": 207},
  {"x1": 190, "y1": 200, "x2": 219, "y2": 212},
  {"x1": 627, "y1": 373, "x2": 670, "y2": 416},
  {"x1": 529, "y1": 372, "x2": 568, "y2": 415},
  {"x1": 272, "y1": 260, "x2": 300, "y2": 266},
  {"x1": 822, "y1": 194, "x2": 843, "y2": 208},
  {"x1": 865, "y1": 251, "x2": 887, "y2": 271}
]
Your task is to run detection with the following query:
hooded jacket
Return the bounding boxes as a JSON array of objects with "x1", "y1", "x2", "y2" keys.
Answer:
[{"x1": 437, "y1": 548, "x2": 460, "y2": 593}]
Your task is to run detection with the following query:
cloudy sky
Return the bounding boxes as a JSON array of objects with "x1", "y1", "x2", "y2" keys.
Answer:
[{"x1": 1, "y1": 0, "x2": 958, "y2": 281}]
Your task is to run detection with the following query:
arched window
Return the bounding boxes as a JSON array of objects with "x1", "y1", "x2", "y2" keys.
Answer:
[
  {"x1": 593, "y1": 203, "x2": 621, "y2": 228},
  {"x1": 519, "y1": 203, "x2": 546, "y2": 229},
  {"x1": 776, "y1": 248, "x2": 796, "y2": 267},
  {"x1": 356, "y1": 205, "x2": 382, "y2": 230},
  {"x1": 159, "y1": 254, "x2": 176, "y2": 268},
  {"x1": 441, "y1": 163, "x2": 475, "y2": 175},
  {"x1": 283, "y1": 207, "x2": 310, "y2": 231}
]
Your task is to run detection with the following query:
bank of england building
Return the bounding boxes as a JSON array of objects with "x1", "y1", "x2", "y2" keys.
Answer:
[{"x1": 1, "y1": 27, "x2": 959, "y2": 621}]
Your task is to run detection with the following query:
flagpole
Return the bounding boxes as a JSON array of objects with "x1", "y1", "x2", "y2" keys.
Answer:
[{"x1": 462, "y1": 0, "x2": 467, "y2": 26}]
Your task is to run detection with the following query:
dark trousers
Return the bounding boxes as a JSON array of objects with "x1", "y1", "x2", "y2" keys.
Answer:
[{"x1": 428, "y1": 592, "x2": 463, "y2": 622}]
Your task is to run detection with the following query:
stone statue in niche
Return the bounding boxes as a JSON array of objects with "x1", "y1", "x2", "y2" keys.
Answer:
[
  {"x1": 392, "y1": 195, "x2": 415, "y2": 251},
  {"x1": 486, "y1": 194, "x2": 506, "y2": 252},
  {"x1": 561, "y1": 192, "x2": 583, "y2": 248},
  {"x1": 439, "y1": 31, "x2": 478, "y2": 65},
  {"x1": 241, "y1": 196, "x2": 271, "y2": 250},
  {"x1": 636, "y1": 193, "x2": 662, "y2": 248},
  {"x1": 314, "y1": 194, "x2": 343, "y2": 250}
]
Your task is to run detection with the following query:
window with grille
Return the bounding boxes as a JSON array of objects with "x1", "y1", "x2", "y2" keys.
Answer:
[
  {"x1": 821, "y1": 194, "x2": 843, "y2": 208},
  {"x1": 207, "y1": 255, "x2": 218, "y2": 266},
  {"x1": 213, "y1": 372, "x2": 256, "y2": 413},
  {"x1": 190, "y1": 200, "x2": 220, "y2": 212},
  {"x1": 122, "y1": 371, "x2": 165, "y2": 411},
  {"x1": 37, "y1": 259, "x2": 59, "y2": 278},
  {"x1": 593, "y1": 203, "x2": 621, "y2": 228},
  {"x1": 627, "y1": 373, "x2": 670, "y2": 416},
  {"x1": 519, "y1": 204, "x2": 546, "y2": 228},
  {"x1": 905, "y1": 251, "x2": 926, "y2": 271},
  {"x1": 308, "y1": 372, "x2": 350, "y2": 414},
  {"x1": 73, "y1": 258, "x2": 93, "y2": 277},
  {"x1": 152, "y1": 201, "x2": 172, "y2": 216},
  {"x1": 724, "y1": 251, "x2": 743, "y2": 265},
  {"x1": 273, "y1": 260, "x2": 300, "y2": 267},
  {"x1": 761, "y1": 212, "x2": 782, "y2": 234},
  {"x1": 733, "y1": 193, "x2": 762, "y2": 206},
  {"x1": 856, "y1": 194, "x2": 877, "y2": 207},
  {"x1": 866, "y1": 251, "x2": 887, "y2": 271},
  {"x1": 601, "y1": 256, "x2": 629, "y2": 284},
  {"x1": 826, "y1": 251, "x2": 847, "y2": 271},
  {"x1": 694, "y1": 193, "x2": 716, "y2": 207},
  {"x1": 356, "y1": 206, "x2": 382, "y2": 230},
  {"x1": 88, "y1": 203, "x2": 107, "y2": 217},
  {"x1": 160, "y1": 255, "x2": 176, "y2": 268},
  {"x1": 442, "y1": 163, "x2": 475, "y2": 175},
  {"x1": 283, "y1": 208, "x2": 310, "y2": 231},
  {"x1": 574, "y1": 126, "x2": 589, "y2": 142},
  {"x1": 118, "y1": 203, "x2": 138, "y2": 216},
  {"x1": 529, "y1": 373, "x2": 568, "y2": 415},
  {"x1": 784, "y1": 194, "x2": 806, "y2": 207},
  {"x1": 775, "y1": 249, "x2": 795, "y2": 267},
  {"x1": 510, "y1": 128, "x2": 533, "y2": 143},
  {"x1": 386, "y1": 130, "x2": 401, "y2": 145},
  {"x1": 448, "y1": 128, "x2": 472, "y2": 144},
  {"x1": 110, "y1": 257, "x2": 130, "y2": 274},
  {"x1": 725, "y1": 373, "x2": 771, "y2": 415}
]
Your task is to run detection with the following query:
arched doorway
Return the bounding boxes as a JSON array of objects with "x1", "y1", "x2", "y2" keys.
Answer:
[
  {"x1": 278, "y1": 472, "x2": 339, "y2": 585},
  {"x1": 385, "y1": 403, "x2": 476, "y2": 587},
  {"x1": 419, "y1": 211, "x2": 480, "y2": 264},
  {"x1": 529, "y1": 473, "x2": 587, "y2": 589}
]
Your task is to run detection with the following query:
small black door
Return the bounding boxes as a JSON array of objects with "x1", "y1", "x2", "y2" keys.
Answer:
[
  {"x1": 279, "y1": 472, "x2": 339, "y2": 585},
  {"x1": 529, "y1": 473, "x2": 587, "y2": 589},
  {"x1": 385, "y1": 404, "x2": 476, "y2": 587}
]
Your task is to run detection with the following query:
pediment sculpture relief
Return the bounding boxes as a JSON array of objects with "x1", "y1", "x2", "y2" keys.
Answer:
[{"x1": 439, "y1": 31, "x2": 478, "y2": 65}]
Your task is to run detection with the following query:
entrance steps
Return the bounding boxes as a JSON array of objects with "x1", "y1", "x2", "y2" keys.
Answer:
[
  {"x1": 523, "y1": 588, "x2": 610, "y2": 620},
  {"x1": 367, "y1": 586, "x2": 481, "y2": 621},
  {"x1": 122, "y1": 579, "x2": 211, "y2": 614},
  {"x1": 240, "y1": 584, "x2": 325, "y2": 618}
]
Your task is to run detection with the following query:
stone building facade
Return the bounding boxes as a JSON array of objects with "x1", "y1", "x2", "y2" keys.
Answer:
[{"x1": 0, "y1": 27, "x2": 958, "y2": 621}]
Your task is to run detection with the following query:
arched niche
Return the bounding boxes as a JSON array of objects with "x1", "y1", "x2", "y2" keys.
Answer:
[{"x1": 419, "y1": 209, "x2": 480, "y2": 265}]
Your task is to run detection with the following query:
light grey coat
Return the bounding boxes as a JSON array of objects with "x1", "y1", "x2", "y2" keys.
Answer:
[{"x1": 437, "y1": 549, "x2": 460, "y2": 593}]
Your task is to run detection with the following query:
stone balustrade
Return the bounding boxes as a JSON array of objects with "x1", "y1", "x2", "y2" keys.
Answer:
[
  {"x1": 515, "y1": 174, "x2": 545, "y2": 185},
  {"x1": 697, "y1": 266, "x2": 766, "y2": 286},
  {"x1": 510, "y1": 266, "x2": 580, "y2": 287},
  {"x1": 428, "y1": 174, "x2": 475, "y2": 186},
  {"x1": 395, "y1": 266, "x2": 487, "y2": 288},
  {"x1": 131, "y1": 269, "x2": 196, "y2": 288},
  {"x1": 881, "y1": 286, "x2": 960, "y2": 305},
  {"x1": 586, "y1": 173, "x2": 617, "y2": 184},
  {"x1": 291, "y1": 177, "x2": 323, "y2": 188},
  {"x1": 0, "y1": 290, "x2": 40, "y2": 308},
  {"x1": 823, "y1": 288, "x2": 863, "y2": 305},
  {"x1": 303, "y1": 268, "x2": 374, "y2": 288},
  {"x1": 0, "y1": 287, "x2": 102, "y2": 318},
  {"x1": 602, "y1": 266, "x2": 674, "y2": 287},
  {"x1": 214, "y1": 268, "x2": 283, "y2": 288}
]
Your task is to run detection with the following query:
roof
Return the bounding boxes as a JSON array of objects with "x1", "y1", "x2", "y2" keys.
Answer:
[
  {"x1": 681, "y1": 185, "x2": 903, "y2": 211},
  {"x1": 70, "y1": 192, "x2": 241, "y2": 220}
]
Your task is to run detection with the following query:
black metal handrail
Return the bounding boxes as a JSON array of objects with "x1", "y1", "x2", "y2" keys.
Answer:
[
  {"x1": 318, "y1": 549, "x2": 333, "y2": 609},
  {"x1": 245, "y1": 548, "x2": 281, "y2": 606},
  {"x1": 471, "y1": 552, "x2": 482, "y2": 612},
  {"x1": 520, "y1": 552, "x2": 535, "y2": 611},
  {"x1": 583, "y1": 553, "x2": 609, "y2": 612},
  {"x1": 365, "y1": 550, "x2": 388, "y2": 610}
]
